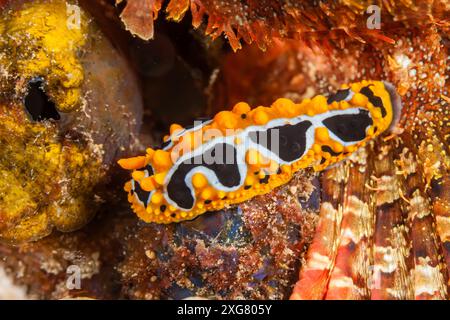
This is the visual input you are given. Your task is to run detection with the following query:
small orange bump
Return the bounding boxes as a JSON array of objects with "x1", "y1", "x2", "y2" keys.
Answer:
[
  {"x1": 192, "y1": 173, "x2": 208, "y2": 189},
  {"x1": 351, "y1": 83, "x2": 361, "y2": 92},
  {"x1": 315, "y1": 127, "x2": 329, "y2": 143},
  {"x1": 132, "y1": 170, "x2": 146, "y2": 181},
  {"x1": 154, "y1": 172, "x2": 167, "y2": 185},
  {"x1": 253, "y1": 108, "x2": 269, "y2": 125},
  {"x1": 201, "y1": 187, "x2": 214, "y2": 200},
  {"x1": 217, "y1": 191, "x2": 226, "y2": 199},
  {"x1": 146, "y1": 148, "x2": 155, "y2": 158},
  {"x1": 170, "y1": 123, "x2": 183, "y2": 135},
  {"x1": 245, "y1": 175, "x2": 255, "y2": 186},
  {"x1": 294, "y1": 104, "x2": 305, "y2": 115},
  {"x1": 141, "y1": 177, "x2": 156, "y2": 192},
  {"x1": 215, "y1": 111, "x2": 238, "y2": 129},
  {"x1": 163, "y1": 135, "x2": 170, "y2": 142},
  {"x1": 269, "y1": 161, "x2": 279, "y2": 174},
  {"x1": 312, "y1": 144, "x2": 321, "y2": 154},
  {"x1": 232, "y1": 102, "x2": 251, "y2": 115},
  {"x1": 299, "y1": 98, "x2": 311, "y2": 106},
  {"x1": 246, "y1": 149, "x2": 260, "y2": 166},
  {"x1": 351, "y1": 93, "x2": 368, "y2": 106},
  {"x1": 180, "y1": 211, "x2": 187, "y2": 218},
  {"x1": 305, "y1": 105, "x2": 316, "y2": 116},
  {"x1": 169, "y1": 205, "x2": 177, "y2": 212},
  {"x1": 118, "y1": 156, "x2": 146, "y2": 170},
  {"x1": 339, "y1": 100, "x2": 351, "y2": 110},
  {"x1": 272, "y1": 98, "x2": 295, "y2": 115},
  {"x1": 311, "y1": 95, "x2": 328, "y2": 113},
  {"x1": 151, "y1": 191, "x2": 163, "y2": 204},
  {"x1": 153, "y1": 150, "x2": 172, "y2": 170},
  {"x1": 332, "y1": 142, "x2": 344, "y2": 153},
  {"x1": 345, "y1": 145, "x2": 356, "y2": 153},
  {"x1": 124, "y1": 181, "x2": 132, "y2": 192},
  {"x1": 330, "y1": 101, "x2": 339, "y2": 110}
]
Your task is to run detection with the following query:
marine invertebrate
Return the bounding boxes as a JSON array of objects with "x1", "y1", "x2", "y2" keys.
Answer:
[
  {"x1": 119, "y1": 80, "x2": 401, "y2": 223},
  {"x1": 0, "y1": 0, "x2": 448, "y2": 301},
  {"x1": 0, "y1": 0, "x2": 143, "y2": 243}
]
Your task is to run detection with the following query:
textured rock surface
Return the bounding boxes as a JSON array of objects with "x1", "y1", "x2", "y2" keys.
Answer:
[{"x1": 0, "y1": 0, "x2": 143, "y2": 243}]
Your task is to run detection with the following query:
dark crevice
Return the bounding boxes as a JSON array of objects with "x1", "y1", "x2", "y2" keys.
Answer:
[{"x1": 24, "y1": 78, "x2": 61, "y2": 121}]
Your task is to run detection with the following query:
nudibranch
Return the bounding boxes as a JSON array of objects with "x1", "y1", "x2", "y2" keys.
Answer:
[{"x1": 119, "y1": 80, "x2": 402, "y2": 224}]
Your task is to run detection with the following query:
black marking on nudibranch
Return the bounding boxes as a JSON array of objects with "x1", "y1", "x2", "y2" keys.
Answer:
[
  {"x1": 321, "y1": 146, "x2": 342, "y2": 157},
  {"x1": 323, "y1": 110, "x2": 373, "y2": 142},
  {"x1": 360, "y1": 85, "x2": 387, "y2": 117},
  {"x1": 145, "y1": 164, "x2": 154, "y2": 176},
  {"x1": 259, "y1": 175, "x2": 270, "y2": 184},
  {"x1": 133, "y1": 181, "x2": 151, "y2": 207},
  {"x1": 166, "y1": 143, "x2": 241, "y2": 209},
  {"x1": 249, "y1": 121, "x2": 313, "y2": 162}
]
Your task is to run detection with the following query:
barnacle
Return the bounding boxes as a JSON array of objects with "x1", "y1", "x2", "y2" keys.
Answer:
[{"x1": 0, "y1": 0, "x2": 143, "y2": 243}]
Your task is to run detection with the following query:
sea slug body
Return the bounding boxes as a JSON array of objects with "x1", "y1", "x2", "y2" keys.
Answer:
[{"x1": 119, "y1": 80, "x2": 402, "y2": 224}]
